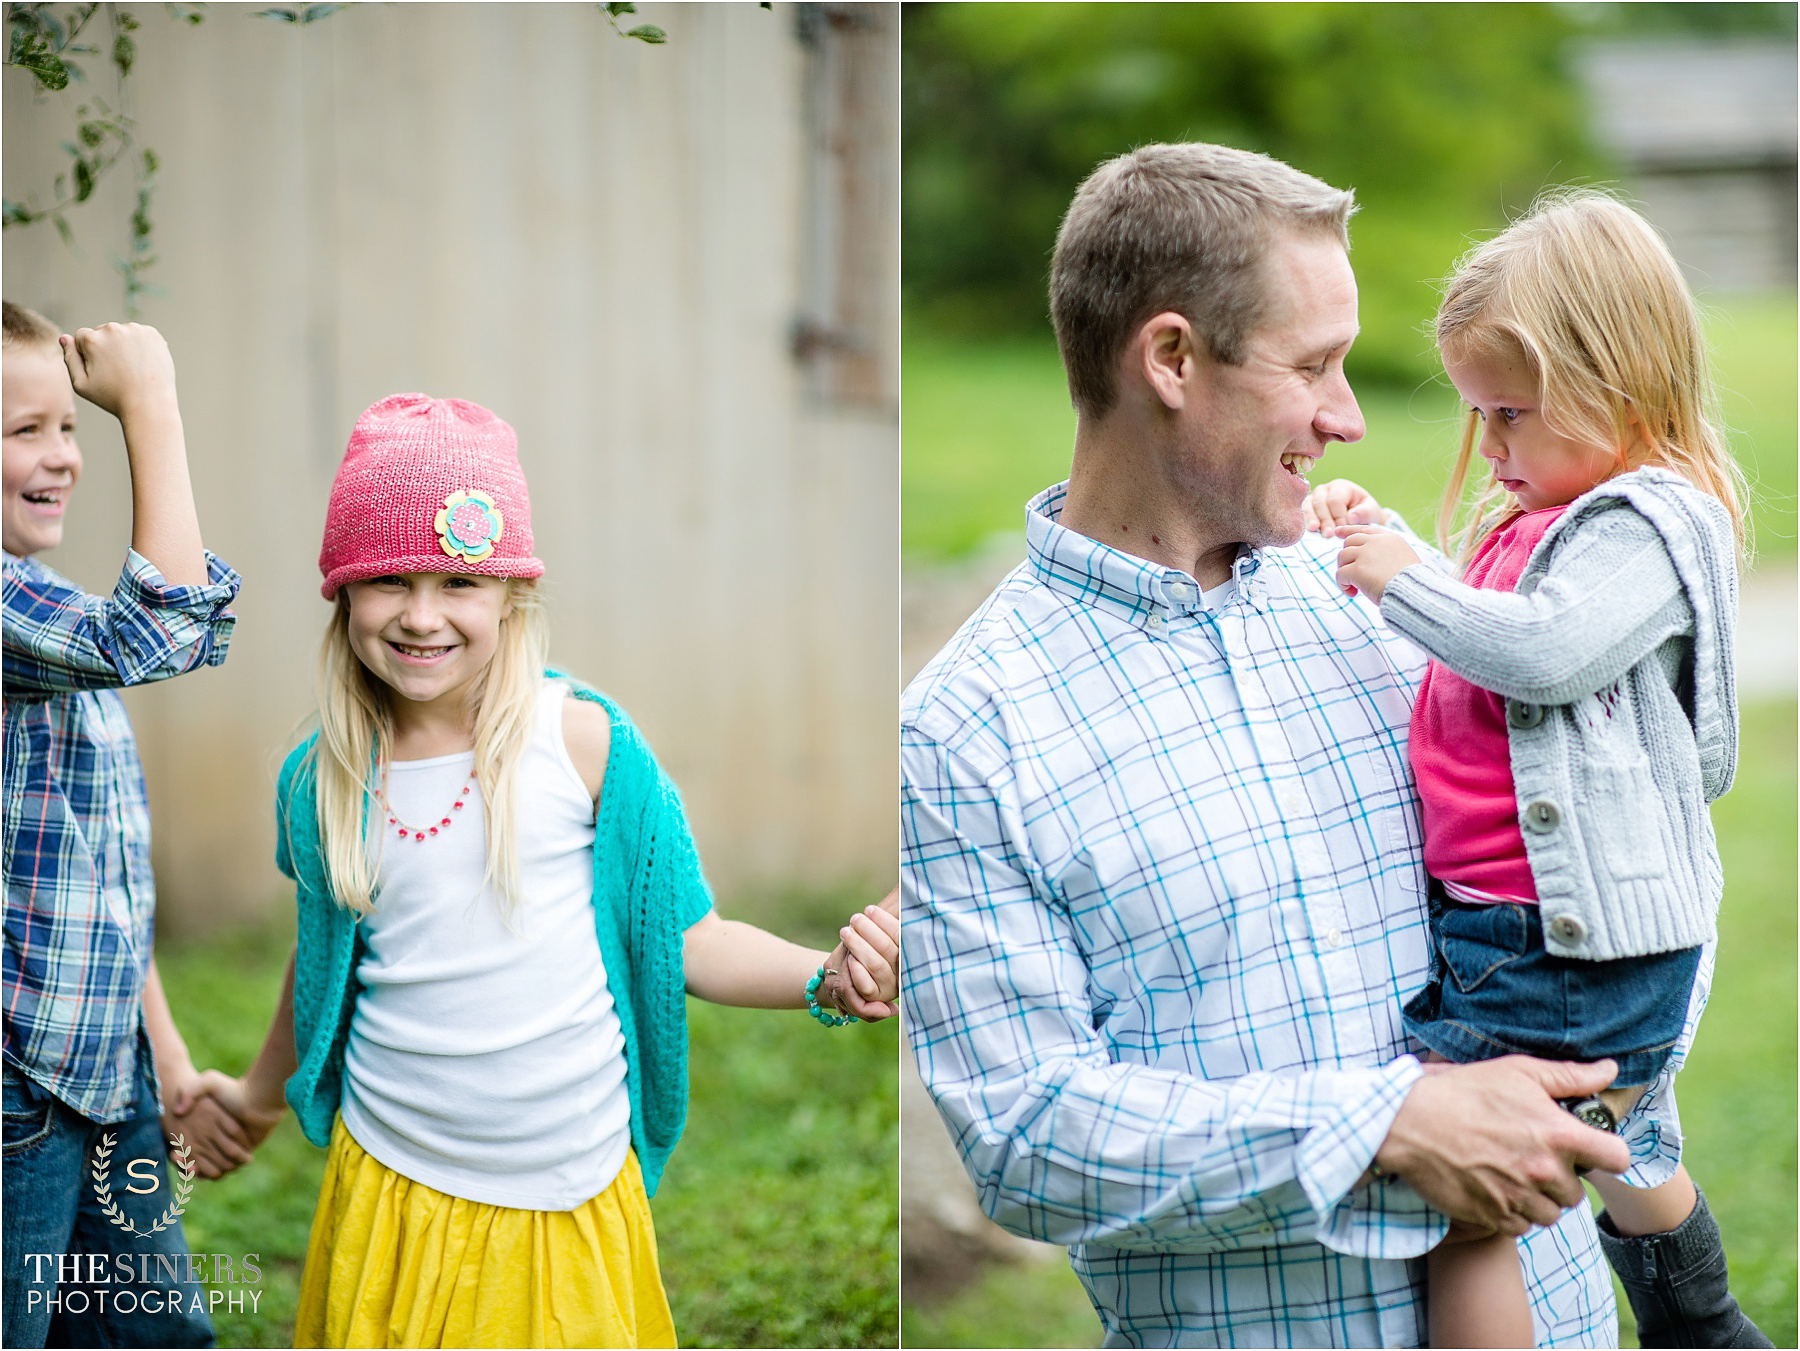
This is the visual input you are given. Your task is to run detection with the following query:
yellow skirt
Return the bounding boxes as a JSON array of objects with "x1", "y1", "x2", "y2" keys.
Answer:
[{"x1": 295, "y1": 1117, "x2": 676, "y2": 1349}]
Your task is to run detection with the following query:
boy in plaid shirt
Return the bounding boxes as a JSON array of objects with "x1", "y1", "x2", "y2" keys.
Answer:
[{"x1": 3, "y1": 303, "x2": 241, "y2": 1347}]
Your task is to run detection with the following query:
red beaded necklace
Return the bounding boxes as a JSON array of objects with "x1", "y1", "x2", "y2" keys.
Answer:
[{"x1": 375, "y1": 761, "x2": 474, "y2": 842}]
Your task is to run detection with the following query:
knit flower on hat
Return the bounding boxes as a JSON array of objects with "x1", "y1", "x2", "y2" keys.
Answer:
[{"x1": 434, "y1": 490, "x2": 504, "y2": 562}]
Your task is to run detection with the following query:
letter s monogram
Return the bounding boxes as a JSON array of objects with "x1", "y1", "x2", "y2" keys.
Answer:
[{"x1": 124, "y1": 1158, "x2": 160, "y2": 1195}]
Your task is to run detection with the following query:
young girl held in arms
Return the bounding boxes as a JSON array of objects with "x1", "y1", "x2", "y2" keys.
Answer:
[
  {"x1": 1317, "y1": 193, "x2": 1766, "y2": 1348},
  {"x1": 182, "y1": 394, "x2": 899, "y2": 1348}
]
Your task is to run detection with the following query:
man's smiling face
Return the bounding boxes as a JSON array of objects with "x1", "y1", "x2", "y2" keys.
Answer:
[{"x1": 1174, "y1": 230, "x2": 1365, "y2": 552}]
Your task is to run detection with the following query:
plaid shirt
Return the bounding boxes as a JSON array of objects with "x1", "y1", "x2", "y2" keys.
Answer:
[
  {"x1": 902, "y1": 484, "x2": 1702, "y2": 1348},
  {"x1": 3, "y1": 548, "x2": 238, "y2": 1123}
]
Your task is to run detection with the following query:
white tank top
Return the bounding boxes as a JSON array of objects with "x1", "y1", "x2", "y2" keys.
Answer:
[{"x1": 340, "y1": 679, "x2": 632, "y2": 1210}]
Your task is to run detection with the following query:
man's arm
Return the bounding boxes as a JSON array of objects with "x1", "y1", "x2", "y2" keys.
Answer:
[{"x1": 903, "y1": 729, "x2": 1627, "y2": 1255}]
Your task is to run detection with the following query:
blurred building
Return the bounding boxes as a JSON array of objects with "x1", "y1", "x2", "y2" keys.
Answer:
[
  {"x1": 1574, "y1": 37, "x2": 1797, "y2": 289},
  {"x1": 3, "y1": 3, "x2": 897, "y2": 932}
]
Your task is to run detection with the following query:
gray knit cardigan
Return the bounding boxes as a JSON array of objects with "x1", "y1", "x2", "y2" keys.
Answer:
[{"x1": 1381, "y1": 467, "x2": 1737, "y2": 961}]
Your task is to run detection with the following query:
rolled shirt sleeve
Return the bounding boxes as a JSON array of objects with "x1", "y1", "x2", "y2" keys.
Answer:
[{"x1": 3, "y1": 548, "x2": 239, "y2": 695}]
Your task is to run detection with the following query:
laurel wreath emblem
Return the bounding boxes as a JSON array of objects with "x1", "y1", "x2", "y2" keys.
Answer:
[{"x1": 90, "y1": 1132, "x2": 195, "y2": 1236}]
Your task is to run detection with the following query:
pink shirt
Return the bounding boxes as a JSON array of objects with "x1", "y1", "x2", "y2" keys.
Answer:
[{"x1": 1410, "y1": 507, "x2": 1567, "y2": 904}]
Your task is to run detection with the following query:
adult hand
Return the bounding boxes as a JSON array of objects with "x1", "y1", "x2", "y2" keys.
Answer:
[
  {"x1": 159, "y1": 1064, "x2": 253, "y2": 1180},
  {"x1": 1375, "y1": 1056, "x2": 1632, "y2": 1236},
  {"x1": 822, "y1": 890, "x2": 900, "y2": 1020},
  {"x1": 1332, "y1": 525, "x2": 1420, "y2": 602},
  {"x1": 59, "y1": 323, "x2": 178, "y2": 423},
  {"x1": 1303, "y1": 479, "x2": 1383, "y2": 533}
]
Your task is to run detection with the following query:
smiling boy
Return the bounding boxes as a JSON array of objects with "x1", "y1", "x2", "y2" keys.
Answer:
[{"x1": 2, "y1": 302, "x2": 241, "y2": 1348}]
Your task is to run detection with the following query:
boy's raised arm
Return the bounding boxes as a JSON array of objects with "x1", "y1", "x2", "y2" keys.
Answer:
[{"x1": 60, "y1": 323, "x2": 206, "y2": 588}]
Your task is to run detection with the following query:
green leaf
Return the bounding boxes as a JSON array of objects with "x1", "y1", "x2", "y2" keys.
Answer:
[
  {"x1": 73, "y1": 158, "x2": 94, "y2": 202},
  {"x1": 2, "y1": 199, "x2": 35, "y2": 227},
  {"x1": 111, "y1": 30, "x2": 134, "y2": 76},
  {"x1": 626, "y1": 22, "x2": 664, "y2": 43},
  {"x1": 12, "y1": 46, "x2": 72, "y2": 91},
  {"x1": 253, "y1": 7, "x2": 299, "y2": 21},
  {"x1": 603, "y1": 2, "x2": 637, "y2": 14},
  {"x1": 78, "y1": 121, "x2": 105, "y2": 148},
  {"x1": 298, "y1": 4, "x2": 341, "y2": 22},
  {"x1": 119, "y1": 12, "x2": 140, "y2": 31},
  {"x1": 53, "y1": 214, "x2": 72, "y2": 246},
  {"x1": 142, "y1": 147, "x2": 158, "y2": 174}
]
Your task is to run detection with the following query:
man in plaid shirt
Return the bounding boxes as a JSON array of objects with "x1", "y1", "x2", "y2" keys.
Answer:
[
  {"x1": 3, "y1": 306, "x2": 242, "y2": 1347},
  {"x1": 901, "y1": 146, "x2": 1668, "y2": 1346}
]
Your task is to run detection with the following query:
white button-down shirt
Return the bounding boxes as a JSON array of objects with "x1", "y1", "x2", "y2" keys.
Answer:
[{"x1": 902, "y1": 483, "x2": 1700, "y2": 1348}]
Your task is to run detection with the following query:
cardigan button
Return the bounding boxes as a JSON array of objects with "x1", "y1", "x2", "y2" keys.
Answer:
[
  {"x1": 1522, "y1": 799, "x2": 1561, "y2": 833},
  {"x1": 1506, "y1": 699, "x2": 1544, "y2": 729},
  {"x1": 1547, "y1": 913, "x2": 1587, "y2": 947}
]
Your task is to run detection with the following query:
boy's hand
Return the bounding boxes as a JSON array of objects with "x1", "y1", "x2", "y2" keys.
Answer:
[
  {"x1": 160, "y1": 1064, "x2": 253, "y2": 1179},
  {"x1": 1333, "y1": 525, "x2": 1420, "y2": 603},
  {"x1": 1304, "y1": 478, "x2": 1384, "y2": 533},
  {"x1": 60, "y1": 323, "x2": 179, "y2": 423},
  {"x1": 167, "y1": 1069, "x2": 286, "y2": 1177}
]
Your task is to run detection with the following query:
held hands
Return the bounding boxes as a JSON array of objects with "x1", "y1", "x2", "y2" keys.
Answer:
[
  {"x1": 1302, "y1": 478, "x2": 1385, "y2": 533},
  {"x1": 59, "y1": 323, "x2": 179, "y2": 424},
  {"x1": 1332, "y1": 525, "x2": 1419, "y2": 603},
  {"x1": 821, "y1": 888, "x2": 901, "y2": 1021},
  {"x1": 163, "y1": 1069, "x2": 286, "y2": 1181},
  {"x1": 1374, "y1": 1056, "x2": 1632, "y2": 1238}
]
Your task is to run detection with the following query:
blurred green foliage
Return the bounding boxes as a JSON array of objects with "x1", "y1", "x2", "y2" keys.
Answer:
[{"x1": 903, "y1": 1, "x2": 1794, "y2": 388}]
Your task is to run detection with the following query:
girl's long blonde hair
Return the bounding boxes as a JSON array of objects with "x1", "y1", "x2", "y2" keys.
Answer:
[
  {"x1": 308, "y1": 578, "x2": 550, "y2": 916},
  {"x1": 1434, "y1": 188, "x2": 1749, "y2": 564}
]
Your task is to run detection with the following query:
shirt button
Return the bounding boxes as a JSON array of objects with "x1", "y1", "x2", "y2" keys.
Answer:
[
  {"x1": 1506, "y1": 699, "x2": 1545, "y2": 729},
  {"x1": 1257, "y1": 1221, "x2": 1275, "y2": 1235},
  {"x1": 1325, "y1": 928, "x2": 1345, "y2": 948},
  {"x1": 1147, "y1": 614, "x2": 1163, "y2": 628},
  {"x1": 1547, "y1": 913, "x2": 1587, "y2": 947},
  {"x1": 1165, "y1": 581, "x2": 1193, "y2": 606},
  {"x1": 1522, "y1": 799, "x2": 1561, "y2": 833}
]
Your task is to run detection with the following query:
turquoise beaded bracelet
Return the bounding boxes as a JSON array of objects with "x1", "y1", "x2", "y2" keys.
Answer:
[{"x1": 805, "y1": 966, "x2": 858, "y2": 1027}]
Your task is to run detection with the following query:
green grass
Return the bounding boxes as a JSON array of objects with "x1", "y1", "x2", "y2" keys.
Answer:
[
  {"x1": 899, "y1": 699, "x2": 1796, "y2": 1348},
  {"x1": 902, "y1": 291, "x2": 1797, "y2": 567},
  {"x1": 159, "y1": 894, "x2": 898, "y2": 1348}
]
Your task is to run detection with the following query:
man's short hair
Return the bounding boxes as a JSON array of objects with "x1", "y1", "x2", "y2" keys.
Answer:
[
  {"x1": 3, "y1": 301, "x2": 60, "y2": 353},
  {"x1": 1050, "y1": 143, "x2": 1356, "y2": 419}
]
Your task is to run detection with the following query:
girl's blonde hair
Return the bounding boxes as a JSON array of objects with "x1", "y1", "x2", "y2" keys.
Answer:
[
  {"x1": 1434, "y1": 188, "x2": 1749, "y2": 562},
  {"x1": 308, "y1": 577, "x2": 550, "y2": 916}
]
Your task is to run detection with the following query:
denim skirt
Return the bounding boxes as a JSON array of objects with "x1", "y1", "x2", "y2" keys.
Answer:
[{"x1": 1401, "y1": 891, "x2": 1702, "y2": 1088}]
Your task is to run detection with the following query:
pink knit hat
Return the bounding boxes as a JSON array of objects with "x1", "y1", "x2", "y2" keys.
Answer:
[{"x1": 318, "y1": 394, "x2": 544, "y2": 598}]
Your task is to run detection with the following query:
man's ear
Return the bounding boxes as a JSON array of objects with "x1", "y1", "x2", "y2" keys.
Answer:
[{"x1": 1133, "y1": 311, "x2": 1196, "y2": 411}]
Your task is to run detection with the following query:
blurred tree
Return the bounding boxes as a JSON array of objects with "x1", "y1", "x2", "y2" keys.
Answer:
[{"x1": 903, "y1": 3, "x2": 1624, "y2": 386}]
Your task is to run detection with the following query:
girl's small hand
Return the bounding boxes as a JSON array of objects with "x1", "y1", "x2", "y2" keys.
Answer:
[
  {"x1": 1332, "y1": 525, "x2": 1420, "y2": 603},
  {"x1": 1303, "y1": 479, "x2": 1384, "y2": 533},
  {"x1": 825, "y1": 902, "x2": 900, "y2": 1020}
]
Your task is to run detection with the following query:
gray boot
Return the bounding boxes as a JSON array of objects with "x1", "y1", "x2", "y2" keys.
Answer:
[{"x1": 1596, "y1": 1188, "x2": 1772, "y2": 1348}]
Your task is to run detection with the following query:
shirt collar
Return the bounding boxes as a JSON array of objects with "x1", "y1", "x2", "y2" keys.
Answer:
[{"x1": 1024, "y1": 482, "x2": 1267, "y2": 625}]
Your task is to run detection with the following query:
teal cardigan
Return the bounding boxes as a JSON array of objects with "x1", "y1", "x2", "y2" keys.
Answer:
[{"x1": 274, "y1": 674, "x2": 713, "y2": 1197}]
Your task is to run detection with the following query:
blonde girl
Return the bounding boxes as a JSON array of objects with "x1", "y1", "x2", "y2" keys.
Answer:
[
  {"x1": 180, "y1": 394, "x2": 898, "y2": 1348},
  {"x1": 1317, "y1": 192, "x2": 1764, "y2": 1348}
]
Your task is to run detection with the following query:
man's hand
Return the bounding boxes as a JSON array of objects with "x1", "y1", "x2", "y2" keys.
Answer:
[
  {"x1": 1332, "y1": 525, "x2": 1420, "y2": 602},
  {"x1": 59, "y1": 323, "x2": 179, "y2": 424},
  {"x1": 1376, "y1": 1056, "x2": 1632, "y2": 1236},
  {"x1": 1303, "y1": 478, "x2": 1384, "y2": 533},
  {"x1": 823, "y1": 890, "x2": 900, "y2": 1020}
]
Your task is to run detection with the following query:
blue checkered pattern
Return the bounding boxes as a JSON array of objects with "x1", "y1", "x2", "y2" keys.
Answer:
[
  {"x1": 3, "y1": 548, "x2": 238, "y2": 1123},
  {"x1": 903, "y1": 484, "x2": 1699, "y2": 1347}
]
